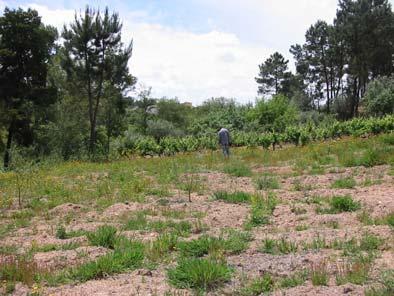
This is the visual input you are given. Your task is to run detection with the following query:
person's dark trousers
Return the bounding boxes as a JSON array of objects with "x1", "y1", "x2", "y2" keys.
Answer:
[{"x1": 221, "y1": 144, "x2": 230, "y2": 157}]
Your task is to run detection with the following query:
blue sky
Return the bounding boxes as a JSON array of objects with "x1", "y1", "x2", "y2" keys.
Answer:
[{"x1": 2, "y1": 0, "x2": 393, "y2": 104}]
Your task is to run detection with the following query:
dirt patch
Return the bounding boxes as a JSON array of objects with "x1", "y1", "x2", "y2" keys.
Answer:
[
  {"x1": 49, "y1": 203, "x2": 85, "y2": 216},
  {"x1": 43, "y1": 268, "x2": 190, "y2": 296},
  {"x1": 102, "y1": 202, "x2": 146, "y2": 219},
  {"x1": 33, "y1": 246, "x2": 108, "y2": 270}
]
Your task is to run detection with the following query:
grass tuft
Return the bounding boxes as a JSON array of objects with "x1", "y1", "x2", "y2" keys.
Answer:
[
  {"x1": 213, "y1": 191, "x2": 252, "y2": 204},
  {"x1": 87, "y1": 225, "x2": 118, "y2": 249},
  {"x1": 167, "y1": 258, "x2": 232, "y2": 291}
]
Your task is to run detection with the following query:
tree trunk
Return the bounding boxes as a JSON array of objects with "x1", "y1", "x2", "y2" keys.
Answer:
[{"x1": 3, "y1": 120, "x2": 14, "y2": 169}]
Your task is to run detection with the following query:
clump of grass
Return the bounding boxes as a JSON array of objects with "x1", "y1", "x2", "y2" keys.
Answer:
[
  {"x1": 303, "y1": 235, "x2": 327, "y2": 251},
  {"x1": 177, "y1": 235, "x2": 225, "y2": 258},
  {"x1": 254, "y1": 174, "x2": 280, "y2": 190},
  {"x1": 293, "y1": 179, "x2": 313, "y2": 191},
  {"x1": 123, "y1": 213, "x2": 192, "y2": 237},
  {"x1": 331, "y1": 176, "x2": 357, "y2": 189},
  {"x1": 311, "y1": 262, "x2": 329, "y2": 286},
  {"x1": 317, "y1": 195, "x2": 361, "y2": 214},
  {"x1": 56, "y1": 225, "x2": 67, "y2": 239},
  {"x1": 259, "y1": 238, "x2": 298, "y2": 255},
  {"x1": 167, "y1": 258, "x2": 232, "y2": 291},
  {"x1": 146, "y1": 233, "x2": 178, "y2": 263},
  {"x1": 336, "y1": 260, "x2": 370, "y2": 285},
  {"x1": 365, "y1": 269, "x2": 394, "y2": 296},
  {"x1": 330, "y1": 195, "x2": 361, "y2": 212},
  {"x1": 66, "y1": 239, "x2": 145, "y2": 283},
  {"x1": 279, "y1": 270, "x2": 308, "y2": 288},
  {"x1": 295, "y1": 224, "x2": 309, "y2": 231},
  {"x1": 245, "y1": 192, "x2": 278, "y2": 228},
  {"x1": 236, "y1": 274, "x2": 274, "y2": 295},
  {"x1": 223, "y1": 162, "x2": 252, "y2": 177},
  {"x1": 87, "y1": 225, "x2": 118, "y2": 249},
  {"x1": 222, "y1": 229, "x2": 253, "y2": 255},
  {"x1": 212, "y1": 191, "x2": 252, "y2": 204},
  {"x1": 55, "y1": 225, "x2": 87, "y2": 240},
  {"x1": 0, "y1": 256, "x2": 47, "y2": 286}
]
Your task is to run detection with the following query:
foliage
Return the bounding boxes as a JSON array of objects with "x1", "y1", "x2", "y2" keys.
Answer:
[
  {"x1": 167, "y1": 258, "x2": 232, "y2": 291},
  {"x1": 213, "y1": 191, "x2": 252, "y2": 204},
  {"x1": 87, "y1": 225, "x2": 118, "y2": 249},
  {"x1": 0, "y1": 7, "x2": 57, "y2": 168},
  {"x1": 364, "y1": 76, "x2": 394, "y2": 117}
]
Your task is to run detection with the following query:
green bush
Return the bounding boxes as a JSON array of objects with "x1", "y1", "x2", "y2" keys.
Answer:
[{"x1": 167, "y1": 258, "x2": 232, "y2": 291}]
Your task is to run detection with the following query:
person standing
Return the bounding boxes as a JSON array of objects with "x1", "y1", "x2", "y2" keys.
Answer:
[{"x1": 218, "y1": 127, "x2": 230, "y2": 157}]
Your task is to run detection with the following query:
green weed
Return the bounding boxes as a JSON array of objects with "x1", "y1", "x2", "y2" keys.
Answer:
[
  {"x1": 213, "y1": 191, "x2": 252, "y2": 204},
  {"x1": 236, "y1": 274, "x2": 274, "y2": 295},
  {"x1": 223, "y1": 162, "x2": 252, "y2": 177},
  {"x1": 331, "y1": 176, "x2": 357, "y2": 189},
  {"x1": 167, "y1": 258, "x2": 232, "y2": 291},
  {"x1": 87, "y1": 225, "x2": 118, "y2": 249},
  {"x1": 254, "y1": 174, "x2": 280, "y2": 190}
]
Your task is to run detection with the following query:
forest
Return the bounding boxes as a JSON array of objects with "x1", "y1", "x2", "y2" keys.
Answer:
[{"x1": 0, "y1": 0, "x2": 393, "y2": 169}]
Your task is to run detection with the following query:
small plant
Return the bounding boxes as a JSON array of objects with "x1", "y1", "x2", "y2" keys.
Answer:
[
  {"x1": 236, "y1": 274, "x2": 274, "y2": 295},
  {"x1": 223, "y1": 162, "x2": 252, "y2": 177},
  {"x1": 167, "y1": 258, "x2": 232, "y2": 291},
  {"x1": 311, "y1": 262, "x2": 329, "y2": 286},
  {"x1": 293, "y1": 179, "x2": 313, "y2": 191},
  {"x1": 331, "y1": 176, "x2": 357, "y2": 189},
  {"x1": 213, "y1": 191, "x2": 252, "y2": 204},
  {"x1": 146, "y1": 233, "x2": 178, "y2": 263},
  {"x1": 330, "y1": 195, "x2": 361, "y2": 213},
  {"x1": 0, "y1": 256, "x2": 46, "y2": 286},
  {"x1": 254, "y1": 174, "x2": 280, "y2": 190},
  {"x1": 178, "y1": 172, "x2": 204, "y2": 202},
  {"x1": 245, "y1": 192, "x2": 278, "y2": 228},
  {"x1": 303, "y1": 235, "x2": 327, "y2": 251},
  {"x1": 279, "y1": 270, "x2": 308, "y2": 288},
  {"x1": 259, "y1": 237, "x2": 298, "y2": 255},
  {"x1": 177, "y1": 235, "x2": 225, "y2": 258},
  {"x1": 365, "y1": 269, "x2": 394, "y2": 296},
  {"x1": 66, "y1": 239, "x2": 145, "y2": 283},
  {"x1": 336, "y1": 260, "x2": 370, "y2": 285},
  {"x1": 318, "y1": 195, "x2": 361, "y2": 214},
  {"x1": 295, "y1": 224, "x2": 309, "y2": 231},
  {"x1": 222, "y1": 229, "x2": 253, "y2": 255},
  {"x1": 56, "y1": 225, "x2": 67, "y2": 240},
  {"x1": 87, "y1": 225, "x2": 118, "y2": 249}
]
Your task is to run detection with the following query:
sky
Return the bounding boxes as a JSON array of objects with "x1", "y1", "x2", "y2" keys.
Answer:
[{"x1": 1, "y1": 0, "x2": 393, "y2": 105}]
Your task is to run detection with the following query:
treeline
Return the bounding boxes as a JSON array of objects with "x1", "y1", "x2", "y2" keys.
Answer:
[
  {"x1": 256, "y1": 0, "x2": 394, "y2": 119},
  {"x1": 0, "y1": 1, "x2": 394, "y2": 168}
]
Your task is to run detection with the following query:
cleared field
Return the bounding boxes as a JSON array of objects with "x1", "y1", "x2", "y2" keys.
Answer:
[{"x1": 0, "y1": 134, "x2": 393, "y2": 295}]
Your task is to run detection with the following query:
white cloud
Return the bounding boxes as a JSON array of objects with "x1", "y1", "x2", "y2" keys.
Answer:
[{"x1": 15, "y1": 2, "x2": 273, "y2": 104}]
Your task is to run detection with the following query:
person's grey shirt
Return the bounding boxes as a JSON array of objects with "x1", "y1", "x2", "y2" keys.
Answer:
[{"x1": 218, "y1": 128, "x2": 230, "y2": 146}]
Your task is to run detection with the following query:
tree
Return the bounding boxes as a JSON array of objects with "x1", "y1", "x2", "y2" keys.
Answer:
[
  {"x1": 334, "y1": 0, "x2": 394, "y2": 116},
  {"x1": 61, "y1": 7, "x2": 135, "y2": 155},
  {"x1": 0, "y1": 8, "x2": 57, "y2": 168},
  {"x1": 256, "y1": 52, "x2": 291, "y2": 96},
  {"x1": 247, "y1": 95, "x2": 299, "y2": 133},
  {"x1": 132, "y1": 87, "x2": 157, "y2": 133},
  {"x1": 363, "y1": 75, "x2": 394, "y2": 116},
  {"x1": 291, "y1": 21, "x2": 345, "y2": 113}
]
